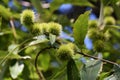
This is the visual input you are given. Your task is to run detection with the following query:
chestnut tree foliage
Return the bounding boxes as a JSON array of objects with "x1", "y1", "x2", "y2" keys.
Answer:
[{"x1": 0, "y1": 0, "x2": 120, "y2": 80}]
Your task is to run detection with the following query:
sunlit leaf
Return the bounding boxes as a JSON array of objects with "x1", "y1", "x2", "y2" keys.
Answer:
[
  {"x1": 0, "y1": 5, "x2": 12, "y2": 20},
  {"x1": 39, "y1": 53, "x2": 51, "y2": 71},
  {"x1": 49, "y1": 34, "x2": 56, "y2": 45},
  {"x1": 33, "y1": 35, "x2": 46, "y2": 40},
  {"x1": 28, "y1": 40, "x2": 47, "y2": 46},
  {"x1": 25, "y1": 46, "x2": 37, "y2": 54},
  {"x1": 10, "y1": 54, "x2": 31, "y2": 60},
  {"x1": 0, "y1": 50, "x2": 31, "y2": 60},
  {"x1": 73, "y1": 11, "x2": 90, "y2": 48},
  {"x1": 9, "y1": 61, "x2": 24, "y2": 79},
  {"x1": 29, "y1": 35, "x2": 48, "y2": 46}
]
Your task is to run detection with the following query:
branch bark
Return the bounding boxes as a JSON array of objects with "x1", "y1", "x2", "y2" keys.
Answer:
[{"x1": 77, "y1": 51, "x2": 119, "y2": 67}]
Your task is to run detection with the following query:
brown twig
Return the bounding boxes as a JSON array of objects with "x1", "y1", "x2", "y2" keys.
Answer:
[
  {"x1": 35, "y1": 47, "x2": 52, "y2": 80},
  {"x1": 77, "y1": 51, "x2": 119, "y2": 67},
  {"x1": 10, "y1": 18, "x2": 17, "y2": 39}
]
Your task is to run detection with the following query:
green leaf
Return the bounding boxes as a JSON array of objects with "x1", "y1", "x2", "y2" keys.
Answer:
[
  {"x1": 67, "y1": 59, "x2": 80, "y2": 80},
  {"x1": 11, "y1": 55, "x2": 31, "y2": 59},
  {"x1": 49, "y1": 34, "x2": 56, "y2": 45},
  {"x1": 0, "y1": 5, "x2": 12, "y2": 20},
  {"x1": 39, "y1": 53, "x2": 51, "y2": 71},
  {"x1": 73, "y1": 11, "x2": 90, "y2": 48},
  {"x1": 49, "y1": 66, "x2": 67, "y2": 80},
  {"x1": 9, "y1": 61, "x2": 24, "y2": 79},
  {"x1": 99, "y1": 72, "x2": 110, "y2": 80},
  {"x1": 0, "y1": 50, "x2": 31, "y2": 60},
  {"x1": 29, "y1": 35, "x2": 48, "y2": 46},
  {"x1": 31, "y1": 0, "x2": 42, "y2": 14},
  {"x1": 25, "y1": 46, "x2": 37, "y2": 54},
  {"x1": 50, "y1": 0, "x2": 93, "y2": 12},
  {"x1": 80, "y1": 60, "x2": 102, "y2": 80},
  {"x1": 102, "y1": 0, "x2": 119, "y2": 5},
  {"x1": 104, "y1": 65, "x2": 120, "y2": 80}
]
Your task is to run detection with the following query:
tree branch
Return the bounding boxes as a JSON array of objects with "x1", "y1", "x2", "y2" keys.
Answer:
[{"x1": 77, "y1": 51, "x2": 119, "y2": 67}]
